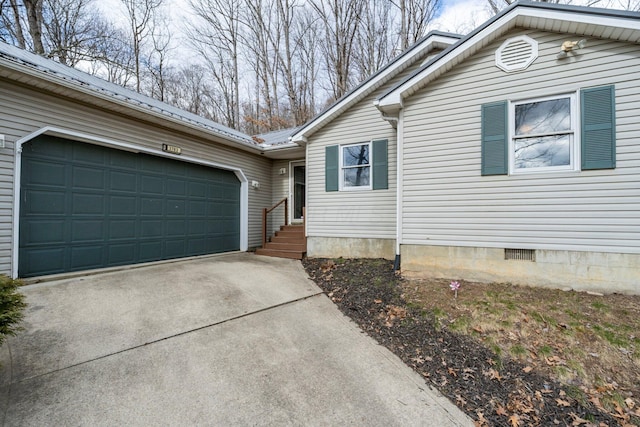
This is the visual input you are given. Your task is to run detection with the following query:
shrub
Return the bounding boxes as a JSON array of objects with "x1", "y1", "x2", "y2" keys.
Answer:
[{"x1": 0, "y1": 275, "x2": 26, "y2": 346}]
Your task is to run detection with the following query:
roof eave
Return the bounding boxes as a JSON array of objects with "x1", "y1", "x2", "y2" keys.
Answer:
[
  {"x1": 377, "y1": 1, "x2": 640, "y2": 108},
  {"x1": 0, "y1": 57, "x2": 264, "y2": 155},
  {"x1": 290, "y1": 32, "x2": 461, "y2": 143}
]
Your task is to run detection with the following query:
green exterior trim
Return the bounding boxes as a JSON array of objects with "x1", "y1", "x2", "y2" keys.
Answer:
[
  {"x1": 481, "y1": 101, "x2": 508, "y2": 176},
  {"x1": 581, "y1": 85, "x2": 616, "y2": 170},
  {"x1": 372, "y1": 139, "x2": 388, "y2": 190},
  {"x1": 325, "y1": 145, "x2": 339, "y2": 191}
]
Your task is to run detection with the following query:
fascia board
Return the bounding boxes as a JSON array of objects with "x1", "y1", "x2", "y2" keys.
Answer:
[{"x1": 290, "y1": 33, "x2": 461, "y2": 143}]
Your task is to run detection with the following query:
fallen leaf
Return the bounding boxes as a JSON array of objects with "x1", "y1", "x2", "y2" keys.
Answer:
[
  {"x1": 495, "y1": 404, "x2": 508, "y2": 416},
  {"x1": 448, "y1": 367, "x2": 458, "y2": 377},
  {"x1": 624, "y1": 397, "x2": 635, "y2": 409},
  {"x1": 456, "y1": 394, "x2": 467, "y2": 406},
  {"x1": 522, "y1": 366, "x2": 533, "y2": 373},
  {"x1": 373, "y1": 299, "x2": 382, "y2": 304},
  {"x1": 556, "y1": 399, "x2": 571, "y2": 407},
  {"x1": 569, "y1": 412, "x2": 589, "y2": 425},
  {"x1": 484, "y1": 368, "x2": 502, "y2": 381},
  {"x1": 472, "y1": 326, "x2": 484, "y2": 333},
  {"x1": 508, "y1": 414, "x2": 520, "y2": 427},
  {"x1": 589, "y1": 395, "x2": 603, "y2": 409}
]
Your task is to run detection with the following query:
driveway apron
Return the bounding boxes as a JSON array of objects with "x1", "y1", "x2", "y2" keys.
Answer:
[{"x1": 0, "y1": 253, "x2": 472, "y2": 426}]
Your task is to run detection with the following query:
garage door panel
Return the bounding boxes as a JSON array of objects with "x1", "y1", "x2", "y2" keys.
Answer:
[
  {"x1": 141, "y1": 220, "x2": 163, "y2": 238},
  {"x1": 140, "y1": 156, "x2": 165, "y2": 173},
  {"x1": 110, "y1": 171, "x2": 137, "y2": 192},
  {"x1": 110, "y1": 150, "x2": 137, "y2": 169},
  {"x1": 21, "y1": 220, "x2": 65, "y2": 245},
  {"x1": 110, "y1": 220, "x2": 136, "y2": 239},
  {"x1": 139, "y1": 241, "x2": 162, "y2": 261},
  {"x1": 19, "y1": 247, "x2": 65, "y2": 276},
  {"x1": 141, "y1": 198, "x2": 163, "y2": 215},
  {"x1": 72, "y1": 220, "x2": 104, "y2": 241},
  {"x1": 141, "y1": 175, "x2": 164, "y2": 194},
  {"x1": 24, "y1": 190, "x2": 66, "y2": 215},
  {"x1": 110, "y1": 196, "x2": 137, "y2": 215},
  {"x1": 23, "y1": 159, "x2": 66, "y2": 186},
  {"x1": 19, "y1": 136, "x2": 241, "y2": 277},
  {"x1": 70, "y1": 246, "x2": 103, "y2": 270},
  {"x1": 72, "y1": 193, "x2": 105, "y2": 215},
  {"x1": 108, "y1": 244, "x2": 136, "y2": 265},
  {"x1": 166, "y1": 179, "x2": 186, "y2": 196},
  {"x1": 166, "y1": 220, "x2": 186, "y2": 236},
  {"x1": 72, "y1": 166, "x2": 105, "y2": 190},
  {"x1": 73, "y1": 143, "x2": 106, "y2": 165},
  {"x1": 166, "y1": 199, "x2": 186, "y2": 216}
]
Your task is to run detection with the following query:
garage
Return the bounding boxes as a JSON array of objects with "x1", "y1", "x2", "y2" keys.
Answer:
[{"x1": 18, "y1": 135, "x2": 241, "y2": 278}]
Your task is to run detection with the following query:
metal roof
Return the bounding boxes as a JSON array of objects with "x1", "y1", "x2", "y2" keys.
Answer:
[{"x1": 0, "y1": 41, "x2": 260, "y2": 149}]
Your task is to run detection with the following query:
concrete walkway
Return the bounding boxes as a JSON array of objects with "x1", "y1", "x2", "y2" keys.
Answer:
[{"x1": 0, "y1": 253, "x2": 472, "y2": 426}]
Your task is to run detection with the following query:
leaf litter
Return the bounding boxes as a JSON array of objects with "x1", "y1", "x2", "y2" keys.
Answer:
[{"x1": 303, "y1": 258, "x2": 636, "y2": 426}]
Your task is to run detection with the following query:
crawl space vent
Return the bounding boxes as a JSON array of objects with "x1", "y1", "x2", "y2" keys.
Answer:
[
  {"x1": 505, "y1": 248, "x2": 536, "y2": 262},
  {"x1": 495, "y1": 36, "x2": 538, "y2": 72}
]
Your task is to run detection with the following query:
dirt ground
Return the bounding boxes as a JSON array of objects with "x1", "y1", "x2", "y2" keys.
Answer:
[{"x1": 303, "y1": 257, "x2": 639, "y2": 427}]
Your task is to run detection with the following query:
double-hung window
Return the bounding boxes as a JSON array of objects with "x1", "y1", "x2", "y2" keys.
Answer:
[
  {"x1": 340, "y1": 142, "x2": 371, "y2": 190},
  {"x1": 511, "y1": 94, "x2": 577, "y2": 173}
]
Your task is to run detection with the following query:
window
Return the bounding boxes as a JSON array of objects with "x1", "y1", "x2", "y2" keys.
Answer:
[
  {"x1": 481, "y1": 85, "x2": 615, "y2": 177},
  {"x1": 340, "y1": 142, "x2": 371, "y2": 190},
  {"x1": 325, "y1": 139, "x2": 388, "y2": 192},
  {"x1": 511, "y1": 94, "x2": 577, "y2": 173}
]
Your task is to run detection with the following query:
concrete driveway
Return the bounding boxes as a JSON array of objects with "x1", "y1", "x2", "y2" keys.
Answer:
[{"x1": 0, "y1": 253, "x2": 472, "y2": 426}]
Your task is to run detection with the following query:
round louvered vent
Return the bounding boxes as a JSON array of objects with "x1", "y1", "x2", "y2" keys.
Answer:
[{"x1": 495, "y1": 35, "x2": 538, "y2": 72}]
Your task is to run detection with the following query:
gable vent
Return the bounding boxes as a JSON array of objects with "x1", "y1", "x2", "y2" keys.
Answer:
[{"x1": 495, "y1": 36, "x2": 538, "y2": 72}]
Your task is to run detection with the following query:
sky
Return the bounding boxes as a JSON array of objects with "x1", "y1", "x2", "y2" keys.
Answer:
[{"x1": 430, "y1": 0, "x2": 494, "y2": 34}]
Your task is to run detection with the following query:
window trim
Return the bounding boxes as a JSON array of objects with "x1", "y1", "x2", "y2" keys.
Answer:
[
  {"x1": 508, "y1": 92, "x2": 580, "y2": 175},
  {"x1": 339, "y1": 141, "x2": 372, "y2": 191}
]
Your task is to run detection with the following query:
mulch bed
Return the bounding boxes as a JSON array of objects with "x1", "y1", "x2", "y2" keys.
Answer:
[{"x1": 302, "y1": 257, "x2": 619, "y2": 427}]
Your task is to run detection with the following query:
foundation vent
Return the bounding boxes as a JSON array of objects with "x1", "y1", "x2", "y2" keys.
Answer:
[{"x1": 505, "y1": 248, "x2": 536, "y2": 261}]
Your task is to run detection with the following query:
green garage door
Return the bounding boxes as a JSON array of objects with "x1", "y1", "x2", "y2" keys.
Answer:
[{"x1": 19, "y1": 135, "x2": 241, "y2": 278}]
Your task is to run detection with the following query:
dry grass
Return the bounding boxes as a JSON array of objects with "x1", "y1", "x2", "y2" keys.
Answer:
[{"x1": 402, "y1": 279, "x2": 640, "y2": 425}]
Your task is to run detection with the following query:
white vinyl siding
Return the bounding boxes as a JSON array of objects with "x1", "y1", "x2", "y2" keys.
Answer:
[
  {"x1": 401, "y1": 29, "x2": 640, "y2": 254},
  {"x1": 306, "y1": 73, "x2": 416, "y2": 239},
  {"x1": 0, "y1": 80, "x2": 273, "y2": 273}
]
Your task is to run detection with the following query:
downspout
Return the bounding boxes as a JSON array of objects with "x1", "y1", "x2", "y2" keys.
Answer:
[
  {"x1": 379, "y1": 113, "x2": 402, "y2": 271},
  {"x1": 394, "y1": 110, "x2": 404, "y2": 272}
]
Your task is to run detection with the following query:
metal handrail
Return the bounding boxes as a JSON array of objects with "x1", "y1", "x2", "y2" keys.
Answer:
[{"x1": 262, "y1": 198, "x2": 288, "y2": 247}]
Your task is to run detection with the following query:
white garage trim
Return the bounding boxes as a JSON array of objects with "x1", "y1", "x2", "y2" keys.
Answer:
[{"x1": 12, "y1": 126, "x2": 249, "y2": 278}]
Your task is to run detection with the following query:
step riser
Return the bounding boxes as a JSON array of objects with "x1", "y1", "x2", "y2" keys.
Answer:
[
  {"x1": 271, "y1": 236, "x2": 306, "y2": 244},
  {"x1": 275, "y1": 231, "x2": 304, "y2": 238},
  {"x1": 264, "y1": 243, "x2": 306, "y2": 251}
]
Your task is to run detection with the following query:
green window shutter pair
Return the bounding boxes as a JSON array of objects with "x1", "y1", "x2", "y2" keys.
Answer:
[
  {"x1": 325, "y1": 139, "x2": 388, "y2": 192},
  {"x1": 480, "y1": 85, "x2": 616, "y2": 175}
]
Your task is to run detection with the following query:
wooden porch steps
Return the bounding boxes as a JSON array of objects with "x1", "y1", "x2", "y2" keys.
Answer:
[{"x1": 256, "y1": 224, "x2": 306, "y2": 260}]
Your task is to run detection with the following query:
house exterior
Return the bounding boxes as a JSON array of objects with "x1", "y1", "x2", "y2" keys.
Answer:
[
  {"x1": 294, "y1": 1, "x2": 640, "y2": 294},
  {"x1": 2, "y1": 1, "x2": 638, "y2": 294},
  {"x1": 0, "y1": 42, "x2": 302, "y2": 278}
]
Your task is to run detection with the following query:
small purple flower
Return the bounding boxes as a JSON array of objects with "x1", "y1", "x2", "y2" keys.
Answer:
[{"x1": 450, "y1": 281, "x2": 461, "y2": 301}]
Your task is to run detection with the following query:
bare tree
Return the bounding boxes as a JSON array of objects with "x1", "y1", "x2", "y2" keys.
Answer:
[
  {"x1": 188, "y1": 0, "x2": 242, "y2": 129},
  {"x1": 310, "y1": 0, "x2": 364, "y2": 101},
  {"x1": 145, "y1": 13, "x2": 172, "y2": 101},
  {"x1": 1, "y1": 0, "x2": 28, "y2": 47},
  {"x1": 390, "y1": 0, "x2": 441, "y2": 50},
  {"x1": 120, "y1": 0, "x2": 163, "y2": 92},
  {"x1": 353, "y1": 0, "x2": 394, "y2": 80}
]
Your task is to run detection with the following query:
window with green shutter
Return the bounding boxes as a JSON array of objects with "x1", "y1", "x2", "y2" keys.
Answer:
[
  {"x1": 325, "y1": 139, "x2": 388, "y2": 191},
  {"x1": 481, "y1": 85, "x2": 616, "y2": 176}
]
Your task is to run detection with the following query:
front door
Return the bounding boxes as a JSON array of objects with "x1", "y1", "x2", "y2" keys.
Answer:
[{"x1": 290, "y1": 161, "x2": 305, "y2": 223}]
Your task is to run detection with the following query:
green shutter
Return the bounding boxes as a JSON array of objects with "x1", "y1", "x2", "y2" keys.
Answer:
[
  {"x1": 581, "y1": 85, "x2": 616, "y2": 170},
  {"x1": 372, "y1": 139, "x2": 388, "y2": 190},
  {"x1": 481, "y1": 101, "x2": 508, "y2": 176},
  {"x1": 325, "y1": 145, "x2": 339, "y2": 192}
]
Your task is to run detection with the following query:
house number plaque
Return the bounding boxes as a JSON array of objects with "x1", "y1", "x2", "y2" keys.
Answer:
[{"x1": 162, "y1": 144, "x2": 182, "y2": 155}]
